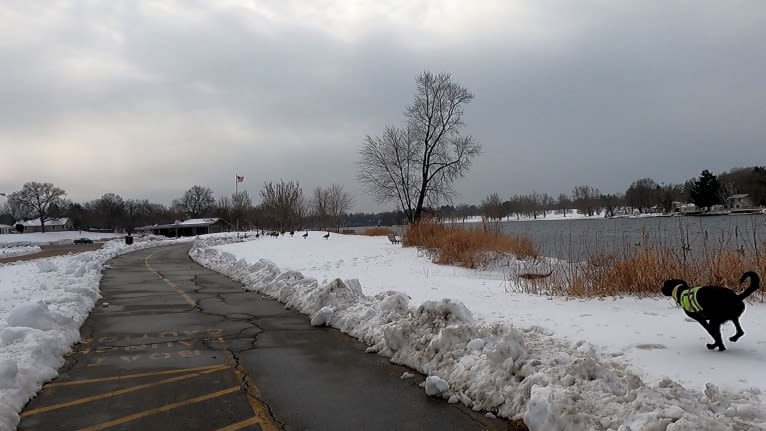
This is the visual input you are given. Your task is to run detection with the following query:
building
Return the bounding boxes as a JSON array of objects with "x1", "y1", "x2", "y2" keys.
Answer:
[
  {"x1": 726, "y1": 194, "x2": 754, "y2": 210},
  {"x1": 135, "y1": 218, "x2": 230, "y2": 237},
  {"x1": 15, "y1": 217, "x2": 73, "y2": 233},
  {"x1": 0, "y1": 224, "x2": 13, "y2": 234}
]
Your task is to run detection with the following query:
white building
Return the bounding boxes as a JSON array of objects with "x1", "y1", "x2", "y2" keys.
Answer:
[
  {"x1": 14, "y1": 218, "x2": 73, "y2": 233},
  {"x1": 726, "y1": 194, "x2": 754, "y2": 209}
]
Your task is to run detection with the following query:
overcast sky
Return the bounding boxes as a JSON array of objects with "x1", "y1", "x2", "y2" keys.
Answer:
[{"x1": 1, "y1": 1, "x2": 764, "y2": 212}]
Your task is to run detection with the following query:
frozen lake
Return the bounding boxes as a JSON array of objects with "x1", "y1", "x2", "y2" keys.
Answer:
[{"x1": 481, "y1": 214, "x2": 766, "y2": 260}]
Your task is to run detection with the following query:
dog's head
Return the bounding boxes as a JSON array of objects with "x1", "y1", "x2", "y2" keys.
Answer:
[{"x1": 661, "y1": 279, "x2": 687, "y2": 297}]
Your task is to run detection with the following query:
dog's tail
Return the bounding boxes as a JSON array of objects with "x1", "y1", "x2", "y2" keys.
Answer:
[{"x1": 737, "y1": 271, "x2": 761, "y2": 300}]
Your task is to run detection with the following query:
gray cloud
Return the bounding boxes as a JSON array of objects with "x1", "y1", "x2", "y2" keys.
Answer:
[{"x1": 1, "y1": 1, "x2": 764, "y2": 211}]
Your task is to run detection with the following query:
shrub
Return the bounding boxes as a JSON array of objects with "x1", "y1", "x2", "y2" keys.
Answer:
[
  {"x1": 564, "y1": 243, "x2": 765, "y2": 300},
  {"x1": 404, "y1": 222, "x2": 537, "y2": 269},
  {"x1": 363, "y1": 227, "x2": 397, "y2": 236}
]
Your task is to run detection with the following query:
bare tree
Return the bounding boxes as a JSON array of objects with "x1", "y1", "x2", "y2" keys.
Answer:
[
  {"x1": 481, "y1": 192, "x2": 505, "y2": 220},
  {"x1": 231, "y1": 191, "x2": 253, "y2": 230},
  {"x1": 555, "y1": 193, "x2": 573, "y2": 217},
  {"x1": 572, "y1": 185, "x2": 601, "y2": 217},
  {"x1": 357, "y1": 71, "x2": 482, "y2": 223},
  {"x1": 174, "y1": 185, "x2": 215, "y2": 218},
  {"x1": 624, "y1": 178, "x2": 660, "y2": 213},
  {"x1": 259, "y1": 180, "x2": 303, "y2": 231},
  {"x1": 326, "y1": 184, "x2": 353, "y2": 231},
  {"x1": 2, "y1": 196, "x2": 29, "y2": 222},
  {"x1": 311, "y1": 187, "x2": 331, "y2": 229},
  {"x1": 123, "y1": 199, "x2": 154, "y2": 234},
  {"x1": 91, "y1": 193, "x2": 125, "y2": 230},
  {"x1": 8, "y1": 182, "x2": 66, "y2": 233}
]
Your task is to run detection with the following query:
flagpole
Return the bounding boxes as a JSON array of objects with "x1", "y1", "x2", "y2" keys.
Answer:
[{"x1": 235, "y1": 174, "x2": 238, "y2": 195}]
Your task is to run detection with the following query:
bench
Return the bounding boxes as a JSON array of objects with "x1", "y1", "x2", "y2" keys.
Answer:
[{"x1": 387, "y1": 234, "x2": 401, "y2": 244}]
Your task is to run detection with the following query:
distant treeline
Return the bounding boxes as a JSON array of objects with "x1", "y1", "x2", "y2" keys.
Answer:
[{"x1": 2, "y1": 166, "x2": 763, "y2": 233}]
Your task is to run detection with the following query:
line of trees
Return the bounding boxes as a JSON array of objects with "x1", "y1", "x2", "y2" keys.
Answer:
[
  {"x1": 1, "y1": 180, "x2": 354, "y2": 234},
  {"x1": 471, "y1": 167, "x2": 766, "y2": 221}
]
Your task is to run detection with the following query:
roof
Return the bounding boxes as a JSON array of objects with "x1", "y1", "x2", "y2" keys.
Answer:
[
  {"x1": 727, "y1": 194, "x2": 750, "y2": 200},
  {"x1": 15, "y1": 217, "x2": 70, "y2": 227},
  {"x1": 135, "y1": 218, "x2": 226, "y2": 231},
  {"x1": 178, "y1": 218, "x2": 221, "y2": 225}
]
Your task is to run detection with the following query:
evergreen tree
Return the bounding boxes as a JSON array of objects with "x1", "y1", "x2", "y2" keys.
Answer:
[{"x1": 689, "y1": 170, "x2": 723, "y2": 209}]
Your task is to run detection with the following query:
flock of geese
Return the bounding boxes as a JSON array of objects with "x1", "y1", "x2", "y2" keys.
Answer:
[{"x1": 253, "y1": 230, "x2": 331, "y2": 240}]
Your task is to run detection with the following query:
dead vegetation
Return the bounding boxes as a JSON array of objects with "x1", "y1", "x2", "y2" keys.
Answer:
[
  {"x1": 362, "y1": 227, "x2": 397, "y2": 236},
  {"x1": 403, "y1": 221, "x2": 537, "y2": 269},
  {"x1": 401, "y1": 220, "x2": 765, "y2": 300}
]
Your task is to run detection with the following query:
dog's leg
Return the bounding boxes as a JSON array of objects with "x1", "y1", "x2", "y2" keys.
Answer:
[
  {"x1": 706, "y1": 320, "x2": 726, "y2": 351},
  {"x1": 730, "y1": 318, "x2": 745, "y2": 342},
  {"x1": 688, "y1": 313, "x2": 725, "y2": 351}
]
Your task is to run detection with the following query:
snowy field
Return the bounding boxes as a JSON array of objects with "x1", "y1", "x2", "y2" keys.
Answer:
[
  {"x1": 1, "y1": 231, "x2": 765, "y2": 430},
  {"x1": 192, "y1": 232, "x2": 766, "y2": 430},
  {"x1": 0, "y1": 235, "x2": 186, "y2": 431},
  {"x1": 0, "y1": 232, "x2": 123, "y2": 260},
  {"x1": 0, "y1": 231, "x2": 123, "y2": 245},
  {"x1": 0, "y1": 246, "x2": 41, "y2": 259}
]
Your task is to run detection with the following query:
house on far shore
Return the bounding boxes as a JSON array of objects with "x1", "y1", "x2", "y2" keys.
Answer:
[
  {"x1": 0, "y1": 224, "x2": 13, "y2": 234},
  {"x1": 15, "y1": 217, "x2": 73, "y2": 233},
  {"x1": 134, "y1": 218, "x2": 230, "y2": 238},
  {"x1": 672, "y1": 202, "x2": 703, "y2": 215},
  {"x1": 726, "y1": 194, "x2": 754, "y2": 210}
]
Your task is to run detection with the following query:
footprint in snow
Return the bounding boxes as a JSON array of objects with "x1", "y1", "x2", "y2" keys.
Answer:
[{"x1": 635, "y1": 344, "x2": 667, "y2": 350}]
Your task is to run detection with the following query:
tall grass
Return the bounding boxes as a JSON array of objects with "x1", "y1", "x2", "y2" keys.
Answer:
[
  {"x1": 404, "y1": 219, "x2": 765, "y2": 300},
  {"x1": 404, "y1": 222, "x2": 537, "y2": 268},
  {"x1": 560, "y1": 218, "x2": 766, "y2": 299},
  {"x1": 362, "y1": 227, "x2": 397, "y2": 236}
]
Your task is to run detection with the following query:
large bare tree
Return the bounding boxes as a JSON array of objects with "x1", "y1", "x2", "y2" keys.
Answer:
[
  {"x1": 572, "y1": 185, "x2": 601, "y2": 217},
  {"x1": 260, "y1": 180, "x2": 303, "y2": 231},
  {"x1": 311, "y1": 185, "x2": 353, "y2": 230},
  {"x1": 174, "y1": 185, "x2": 215, "y2": 218},
  {"x1": 311, "y1": 186, "x2": 331, "y2": 229},
  {"x1": 357, "y1": 71, "x2": 482, "y2": 223},
  {"x1": 231, "y1": 191, "x2": 253, "y2": 230},
  {"x1": 8, "y1": 181, "x2": 67, "y2": 232}
]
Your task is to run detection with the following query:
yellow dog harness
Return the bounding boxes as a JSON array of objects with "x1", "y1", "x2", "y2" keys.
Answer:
[{"x1": 671, "y1": 284, "x2": 704, "y2": 314}]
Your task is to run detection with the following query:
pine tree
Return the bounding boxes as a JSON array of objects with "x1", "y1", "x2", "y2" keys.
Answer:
[{"x1": 689, "y1": 170, "x2": 723, "y2": 209}]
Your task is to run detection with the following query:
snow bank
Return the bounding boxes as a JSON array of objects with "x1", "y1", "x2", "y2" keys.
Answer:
[
  {"x1": 0, "y1": 231, "x2": 122, "y2": 246},
  {"x1": 0, "y1": 235, "x2": 186, "y2": 431},
  {"x1": 0, "y1": 246, "x2": 41, "y2": 259},
  {"x1": 190, "y1": 236, "x2": 766, "y2": 431}
]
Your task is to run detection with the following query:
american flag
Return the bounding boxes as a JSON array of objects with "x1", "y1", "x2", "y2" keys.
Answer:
[{"x1": 236, "y1": 175, "x2": 244, "y2": 183}]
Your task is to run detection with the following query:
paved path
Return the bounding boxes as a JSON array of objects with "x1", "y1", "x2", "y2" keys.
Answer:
[{"x1": 18, "y1": 244, "x2": 524, "y2": 431}]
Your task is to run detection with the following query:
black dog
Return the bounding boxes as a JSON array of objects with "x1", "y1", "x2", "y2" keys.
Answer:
[{"x1": 661, "y1": 271, "x2": 760, "y2": 351}]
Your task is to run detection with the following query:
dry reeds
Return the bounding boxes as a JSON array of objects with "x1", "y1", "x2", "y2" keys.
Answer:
[
  {"x1": 401, "y1": 218, "x2": 764, "y2": 301},
  {"x1": 363, "y1": 227, "x2": 397, "y2": 236},
  {"x1": 564, "y1": 243, "x2": 765, "y2": 300},
  {"x1": 404, "y1": 222, "x2": 537, "y2": 268}
]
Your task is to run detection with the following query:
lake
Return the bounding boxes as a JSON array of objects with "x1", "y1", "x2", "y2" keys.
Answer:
[{"x1": 478, "y1": 214, "x2": 766, "y2": 261}]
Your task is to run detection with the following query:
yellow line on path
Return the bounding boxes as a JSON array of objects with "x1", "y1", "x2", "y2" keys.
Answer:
[
  {"x1": 22, "y1": 366, "x2": 229, "y2": 417},
  {"x1": 75, "y1": 386, "x2": 241, "y2": 431},
  {"x1": 43, "y1": 364, "x2": 227, "y2": 388},
  {"x1": 215, "y1": 416, "x2": 262, "y2": 431},
  {"x1": 217, "y1": 338, "x2": 280, "y2": 431},
  {"x1": 144, "y1": 249, "x2": 197, "y2": 308}
]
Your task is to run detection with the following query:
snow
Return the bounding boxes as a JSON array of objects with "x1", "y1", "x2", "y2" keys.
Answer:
[
  {"x1": 0, "y1": 231, "x2": 123, "y2": 245},
  {"x1": 0, "y1": 235, "x2": 187, "y2": 431},
  {"x1": 189, "y1": 232, "x2": 766, "y2": 430},
  {"x1": 1, "y1": 230, "x2": 765, "y2": 430},
  {"x1": 0, "y1": 246, "x2": 41, "y2": 259}
]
